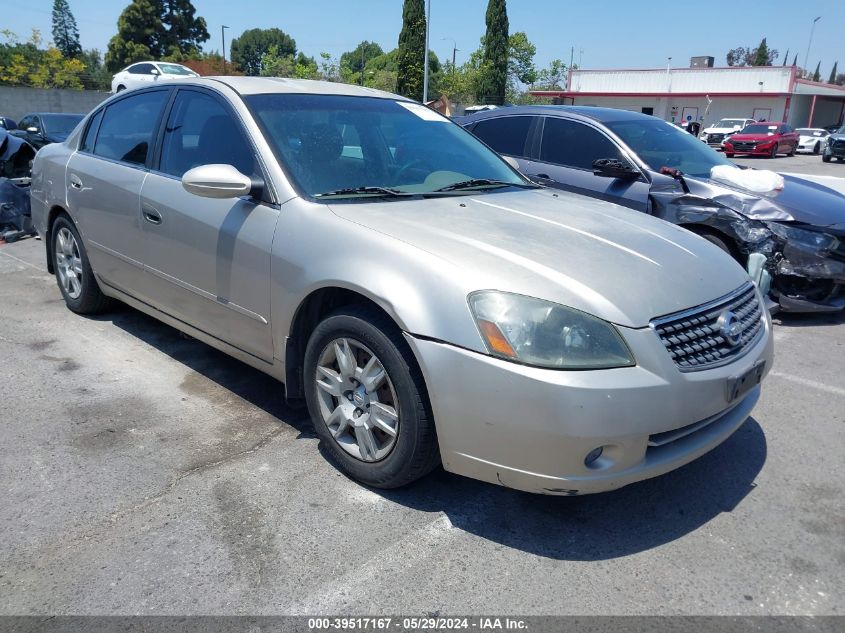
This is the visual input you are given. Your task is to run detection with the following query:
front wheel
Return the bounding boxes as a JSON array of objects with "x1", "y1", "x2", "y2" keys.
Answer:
[
  {"x1": 51, "y1": 215, "x2": 110, "y2": 314},
  {"x1": 304, "y1": 307, "x2": 440, "y2": 488},
  {"x1": 813, "y1": 142, "x2": 821, "y2": 155},
  {"x1": 769, "y1": 143, "x2": 779, "y2": 158},
  {"x1": 725, "y1": 152, "x2": 735, "y2": 158},
  {"x1": 822, "y1": 153, "x2": 832, "y2": 163}
]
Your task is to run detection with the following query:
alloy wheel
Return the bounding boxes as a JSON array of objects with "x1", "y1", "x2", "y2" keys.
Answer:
[
  {"x1": 314, "y1": 337, "x2": 400, "y2": 462},
  {"x1": 55, "y1": 227, "x2": 83, "y2": 300}
]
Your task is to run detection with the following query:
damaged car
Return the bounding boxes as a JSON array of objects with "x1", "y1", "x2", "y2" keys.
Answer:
[
  {"x1": 822, "y1": 124, "x2": 845, "y2": 163},
  {"x1": 463, "y1": 106, "x2": 845, "y2": 312},
  {"x1": 0, "y1": 129, "x2": 36, "y2": 242}
]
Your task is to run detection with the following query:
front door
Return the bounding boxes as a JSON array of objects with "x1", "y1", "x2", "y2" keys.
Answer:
[
  {"x1": 532, "y1": 116, "x2": 651, "y2": 212},
  {"x1": 139, "y1": 88, "x2": 278, "y2": 362}
]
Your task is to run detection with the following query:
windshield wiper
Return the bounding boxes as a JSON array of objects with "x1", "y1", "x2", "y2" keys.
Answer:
[
  {"x1": 313, "y1": 186, "x2": 410, "y2": 199},
  {"x1": 433, "y1": 178, "x2": 538, "y2": 192}
]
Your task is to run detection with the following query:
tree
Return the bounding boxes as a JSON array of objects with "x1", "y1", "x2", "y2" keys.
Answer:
[
  {"x1": 829, "y1": 61, "x2": 838, "y2": 84},
  {"x1": 478, "y1": 0, "x2": 509, "y2": 104},
  {"x1": 341, "y1": 41, "x2": 384, "y2": 84},
  {"x1": 105, "y1": 0, "x2": 209, "y2": 71},
  {"x1": 753, "y1": 38, "x2": 774, "y2": 66},
  {"x1": 812, "y1": 61, "x2": 821, "y2": 82},
  {"x1": 782, "y1": 48, "x2": 789, "y2": 66},
  {"x1": 229, "y1": 28, "x2": 296, "y2": 76},
  {"x1": 396, "y1": 0, "x2": 426, "y2": 100},
  {"x1": 52, "y1": 0, "x2": 81, "y2": 58},
  {"x1": 0, "y1": 29, "x2": 86, "y2": 89},
  {"x1": 79, "y1": 49, "x2": 112, "y2": 90},
  {"x1": 726, "y1": 47, "x2": 749, "y2": 66},
  {"x1": 792, "y1": 53, "x2": 798, "y2": 66},
  {"x1": 534, "y1": 58, "x2": 567, "y2": 90}
]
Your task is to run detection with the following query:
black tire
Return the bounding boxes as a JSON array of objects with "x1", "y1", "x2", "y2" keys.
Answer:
[
  {"x1": 116, "y1": 85, "x2": 126, "y2": 92},
  {"x1": 725, "y1": 152, "x2": 735, "y2": 158},
  {"x1": 788, "y1": 144, "x2": 796, "y2": 157},
  {"x1": 822, "y1": 153, "x2": 832, "y2": 163},
  {"x1": 698, "y1": 231, "x2": 738, "y2": 261},
  {"x1": 769, "y1": 143, "x2": 778, "y2": 158},
  {"x1": 813, "y1": 142, "x2": 820, "y2": 155},
  {"x1": 51, "y1": 215, "x2": 111, "y2": 314},
  {"x1": 303, "y1": 306, "x2": 440, "y2": 488}
]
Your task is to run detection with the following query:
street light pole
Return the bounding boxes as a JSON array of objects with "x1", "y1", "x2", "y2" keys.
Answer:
[
  {"x1": 423, "y1": 0, "x2": 431, "y2": 102},
  {"x1": 803, "y1": 16, "x2": 821, "y2": 77},
  {"x1": 221, "y1": 25, "x2": 229, "y2": 75},
  {"x1": 441, "y1": 37, "x2": 458, "y2": 72}
]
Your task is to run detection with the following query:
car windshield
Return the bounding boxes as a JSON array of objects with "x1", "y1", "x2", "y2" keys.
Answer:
[
  {"x1": 605, "y1": 118, "x2": 734, "y2": 178},
  {"x1": 157, "y1": 63, "x2": 194, "y2": 75},
  {"x1": 796, "y1": 129, "x2": 825, "y2": 137},
  {"x1": 41, "y1": 114, "x2": 84, "y2": 138},
  {"x1": 739, "y1": 124, "x2": 778, "y2": 134},
  {"x1": 246, "y1": 94, "x2": 527, "y2": 199},
  {"x1": 716, "y1": 119, "x2": 746, "y2": 128}
]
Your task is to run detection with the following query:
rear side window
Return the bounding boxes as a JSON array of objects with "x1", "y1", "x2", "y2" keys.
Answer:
[
  {"x1": 159, "y1": 90, "x2": 255, "y2": 178},
  {"x1": 93, "y1": 90, "x2": 169, "y2": 166},
  {"x1": 471, "y1": 116, "x2": 533, "y2": 157},
  {"x1": 79, "y1": 110, "x2": 103, "y2": 152},
  {"x1": 540, "y1": 117, "x2": 624, "y2": 170},
  {"x1": 129, "y1": 63, "x2": 154, "y2": 75}
]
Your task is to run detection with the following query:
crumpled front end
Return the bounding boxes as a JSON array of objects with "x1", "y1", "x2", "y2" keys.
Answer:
[{"x1": 651, "y1": 177, "x2": 845, "y2": 313}]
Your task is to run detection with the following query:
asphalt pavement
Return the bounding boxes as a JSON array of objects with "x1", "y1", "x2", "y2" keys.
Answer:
[{"x1": 0, "y1": 236, "x2": 843, "y2": 616}]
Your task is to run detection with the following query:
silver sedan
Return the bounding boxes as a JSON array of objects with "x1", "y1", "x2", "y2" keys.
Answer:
[{"x1": 30, "y1": 77, "x2": 773, "y2": 494}]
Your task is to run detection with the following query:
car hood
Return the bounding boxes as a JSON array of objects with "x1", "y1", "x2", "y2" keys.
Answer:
[
  {"x1": 686, "y1": 172, "x2": 845, "y2": 227},
  {"x1": 328, "y1": 189, "x2": 749, "y2": 328},
  {"x1": 727, "y1": 133, "x2": 779, "y2": 142},
  {"x1": 704, "y1": 127, "x2": 742, "y2": 134}
]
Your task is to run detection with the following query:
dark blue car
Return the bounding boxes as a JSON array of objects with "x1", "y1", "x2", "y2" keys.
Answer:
[{"x1": 461, "y1": 106, "x2": 845, "y2": 313}]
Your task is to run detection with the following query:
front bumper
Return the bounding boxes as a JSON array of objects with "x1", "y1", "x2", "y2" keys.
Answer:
[
  {"x1": 406, "y1": 310, "x2": 773, "y2": 495},
  {"x1": 772, "y1": 241, "x2": 845, "y2": 312}
]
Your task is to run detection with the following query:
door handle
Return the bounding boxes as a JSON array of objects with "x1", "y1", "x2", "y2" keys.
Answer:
[
  {"x1": 69, "y1": 174, "x2": 84, "y2": 190},
  {"x1": 142, "y1": 204, "x2": 162, "y2": 225}
]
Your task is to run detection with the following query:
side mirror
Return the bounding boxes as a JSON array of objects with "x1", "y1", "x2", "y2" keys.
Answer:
[
  {"x1": 592, "y1": 158, "x2": 640, "y2": 180},
  {"x1": 182, "y1": 164, "x2": 256, "y2": 199},
  {"x1": 27, "y1": 126, "x2": 39, "y2": 133}
]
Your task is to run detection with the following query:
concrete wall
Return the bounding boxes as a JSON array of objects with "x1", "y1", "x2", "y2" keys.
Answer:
[{"x1": 0, "y1": 87, "x2": 109, "y2": 121}]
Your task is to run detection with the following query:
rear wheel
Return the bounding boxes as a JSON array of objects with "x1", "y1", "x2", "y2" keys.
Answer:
[
  {"x1": 304, "y1": 307, "x2": 440, "y2": 488},
  {"x1": 51, "y1": 215, "x2": 110, "y2": 314},
  {"x1": 788, "y1": 144, "x2": 796, "y2": 157}
]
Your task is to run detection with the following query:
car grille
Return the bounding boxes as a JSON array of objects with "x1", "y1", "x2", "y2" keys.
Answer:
[
  {"x1": 651, "y1": 283, "x2": 764, "y2": 371},
  {"x1": 831, "y1": 139, "x2": 845, "y2": 153},
  {"x1": 707, "y1": 133, "x2": 725, "y2": 143},
  {"x1": 732, "y1": 141, "x2": 758, "y2": 152}
]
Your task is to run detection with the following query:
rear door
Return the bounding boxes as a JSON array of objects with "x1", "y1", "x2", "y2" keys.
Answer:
[
  {"x1": 138, "y1": 88, "x2": 278, "y2": 362},
  {"x1": 66, "y1": 89, "x2": 171, "y2": 295},
  {"x1": 467, "y1": 115, "x2": 539, "y2": 173},
  {"x1": 532, "y1": 116, "x2": 651, "y2": 211}
]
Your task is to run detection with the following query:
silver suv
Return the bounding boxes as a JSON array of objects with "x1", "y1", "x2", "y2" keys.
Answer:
[{"x1": 30, "y1": 78, "x2": 773, "y2": 495}]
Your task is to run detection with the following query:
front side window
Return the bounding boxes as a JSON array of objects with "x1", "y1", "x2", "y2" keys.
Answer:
[
  {"x1": 94, "y1": 90, "x2": 169, "y2": 166},
  {"x1": 246, "y1": 94, "x2": 527, "y2": 198},
  {"x1": 540, "y1": 117, "x2": 624, "y2": 170},
  {"x1": 159, "y1": 90, "x2": 255, "y2": 178},
  {"x1": 470, "y1": 116, "x2": 534, "y2": 157}
]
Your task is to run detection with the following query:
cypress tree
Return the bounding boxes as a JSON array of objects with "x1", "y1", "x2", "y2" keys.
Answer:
[
  {"x1": 753, "y1": 38, "x2": 770, "y2": 66},
  {"x1": 792, "y1": 53, "x2": 797, "y2": 66},
  {"x1": 396, "y1": 0, "x2": 426, "y2": 101},
  {"x1": 782, "y1": 48, "x2": 788, "y2": 66},
  {"x1": 478, "y1": 0, "x2": 509, "y2": 104},
  {"x1": 829, "y1": 62, "x2": 838, "y2": 84},
  {"x1": 52, "y1": 0, "x2": 82, "y2": 58},
  {"x1": 812, "y1": 61, "x2": 821, "y2": 82}
]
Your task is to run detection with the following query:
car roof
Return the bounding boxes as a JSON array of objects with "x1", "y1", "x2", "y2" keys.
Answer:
[
  {"x1": 460, "y1": 104, "x2": 659, "y2": 125},
  {"x1": 149, "y1": 76, "x2": 407, "y2": 100},
  {"x1": 22, "y1": 112, "x2": 84, "y2": 117}
]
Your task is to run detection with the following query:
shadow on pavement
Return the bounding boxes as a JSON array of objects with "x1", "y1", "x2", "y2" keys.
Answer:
[
  {"x1": 93, "y1": 302, "x2": 766, "y2": 562},
  {"x1": 774, "y1": 311, "x2": 845, "y2": 328}
]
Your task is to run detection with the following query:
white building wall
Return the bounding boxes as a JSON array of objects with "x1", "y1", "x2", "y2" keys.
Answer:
[
  {"x1": 571, "y1": 95, "x2": 788, "y2": 126},
  {"x1": 569, "y1": 67, "x2": 793, "y2": 94}
]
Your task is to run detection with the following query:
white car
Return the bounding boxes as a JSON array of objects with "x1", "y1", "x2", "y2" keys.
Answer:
[
  {"x1": 111, "y1": 61, "x2": 199, "y2": 93},
  {"x1": 794, "y1": 128, "x2": 830, "y2": 154},
  {"x1": 699, "y1": 118, "x2": 756, "y2": 148}
]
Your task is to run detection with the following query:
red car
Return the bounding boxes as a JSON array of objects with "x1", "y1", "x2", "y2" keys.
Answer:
[{"x1": 723, "y1": 122, "x2": 799, "y2": 158}]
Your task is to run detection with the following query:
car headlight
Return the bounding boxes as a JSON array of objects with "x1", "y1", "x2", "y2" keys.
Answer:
[
  {"x1": 468, "y1": 291, "x2": 635, "y2": 369},
  {"x1": 765, "y1": 222, "x2": 839, "y2": 251}
]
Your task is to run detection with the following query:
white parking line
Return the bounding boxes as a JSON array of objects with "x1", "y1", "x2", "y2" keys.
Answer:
[
  {"x1": 0, "y1": 248, "x2": 42, "y2": 271},
  {"x1": 769, "y1": 371, "x2": 845, "y2": 397},
  {"x1": 289, "y1": 514, "x2": 455, "y2": 614}
]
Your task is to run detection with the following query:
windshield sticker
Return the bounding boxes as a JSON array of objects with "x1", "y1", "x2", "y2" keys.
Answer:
[{"x1": 397, "y1": 101, "x2": 448, "y2": 122}]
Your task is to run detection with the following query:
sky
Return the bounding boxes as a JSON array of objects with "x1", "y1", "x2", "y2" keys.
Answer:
[{"x1": 3, "y1": 0, "x2": 845, "y2": 77}]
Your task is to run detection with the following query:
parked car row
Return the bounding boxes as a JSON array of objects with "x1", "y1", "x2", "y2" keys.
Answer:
[
  {"x1": 30, "y1": 77, "x2": 776, "y2": 497},
  {"x1": 699, "y1": 117, "x2": 844, "y2": 162}
]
